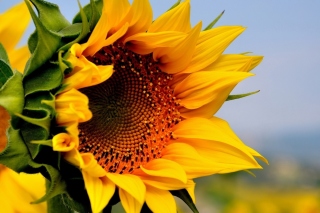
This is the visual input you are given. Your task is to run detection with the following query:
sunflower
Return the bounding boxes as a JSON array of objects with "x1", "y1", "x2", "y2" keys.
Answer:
[
  {"x1": 50, "y1": 0, "x2": 267, "y2": 212},
  {"x1": 0, "y1": 3, "x2": 46, "y2": 212}
]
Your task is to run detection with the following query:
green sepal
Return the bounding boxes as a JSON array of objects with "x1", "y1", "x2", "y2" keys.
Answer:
[
  {"x1": 204, "y1": 10, "x2": 225, "y2": 31},
  {"x1": 72, "y1": 0, "x2": 103, "y2": 31},
  {"x1": 0, "y1": 127, "x2": 32, "y2": 172},
  {"x1": 16, "y1": 110, "x2": 51, "y2": 133},
  {"x1": 0, "y1": 59, "x2": 13, "y2": 88},
  {"x1": 0, "y1": 71, "x2": 24, "y2": 127},
  {"x1": 24, "y1": 0, "x2": 63, "y2": 76},
  {"x1": 171, "y1": 189, "x2": 199, "y2": 213},
  {"x1": 24, "y1": 63, "x2": 63, "y2": 96},
  {"x1": 25, "y1": 92, "x2": 56, "y2": 113},
  {"x1": 58, "y1": 23, "x2": 83, "y2": 39},
  {"x1": 0, "y1": 43, "x2": 10, "y2": 64},
  {"x1": 58, "y1": 50, "x2": 70, "y2": 73},
  {"x1": 47, "y1": 194, "x2": 89, "y2": 213},
  {"x1": 17, "y1": 109, "x2": 52, "y2": 158},
  {"x1": 28, "y1": 0, "x2": 70, "y2": 32},
  {"x1": 28, "y1": 32, "x2": 38, "y2": 54},
  {"x1": 226, "y1": 90, "x2": 260, "y2": 101},
  {"x1": 31, "y1": 139, "x2": 53, "y2": 147},
  {"x1": 59, "y1": 1, "x2": 91, "y2": 51},
  {"x1": 168, "y1": 0, "x2": 181, "y2": 11},
  {"x1": 28, "y1": 160, "x2": 67, "y2": 204}
]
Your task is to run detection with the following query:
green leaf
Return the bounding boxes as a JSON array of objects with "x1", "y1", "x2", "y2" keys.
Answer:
[
  {"x1": 29, "y1": 161, "x2": 67, "y2": 204},
  {"x1": 0, "y1": 127, "x2": 32, "y2": 172},
  {"x1": 58, "y1": 23, "x2": 83, "y2": 39},
  {"x1": 88, "y1": 0, "x2": 102, "y2": 31},
  {"x1": 204, "y1": 10, "x2": 225, "y2": 31},
  {"x1": 73, "y1": 0, "x2": 103, "y2": 31},
  {"x1": 29, "y1": 0, "x2": 70, "y2": 32},
  {"x1": 0, "y1": 59, "x2": 13, "y2": 88},
  {"x1": 0, "y1": 71, "x2": 24, "y2": 127},
  {"x1": 59, "y1": 1, "x2": 90, "y2": 51},
  {"x1": 226, "y1": 90, "x2": 260, "y2": 101},
  {"x1": 47, "y1": 193, "x2": 89, "y2": 213},
  {"x1": 24, "y1": 63, "x2": 63, "y2": 96},
  {"x1": 24, "y1": 91, "x2": 56, "y2": 113},
  {"x1": 28, "y1": 31, "x2": 38, "y2": 54},
  {"x1": 24, "y1": 0, "x2": 63, "y2": 76},
  {"x1": 16, "y1": 109, "x2": 51, "y2": 133},
  {"x1": 0, "y1": 43, "x2": 10, "y2": 64},
  {"x1": 171, "y1": 189, "x2": 199, "y2": 213}
]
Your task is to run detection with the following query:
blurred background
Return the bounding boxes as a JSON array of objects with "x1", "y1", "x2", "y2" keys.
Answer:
[{"x1": 1, "y1": 0, "x2": 320, "y2": 212}]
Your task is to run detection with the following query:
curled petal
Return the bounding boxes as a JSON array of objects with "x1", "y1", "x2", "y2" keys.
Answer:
[
  {"x1": 52, "y1": 133, "x2": 76, "y2": 152},
  {"x1": 64, "y1": 44, "x2": 113, "y2": 90},
  {"x1": 55, "y1": 88, "x2": 92, "y2": 124}
]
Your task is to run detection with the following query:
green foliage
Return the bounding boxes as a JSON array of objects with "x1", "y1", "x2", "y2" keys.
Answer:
[
  {"x1": 227, "y1": 90, "x2": 260, "y2": 101},
  {"x1": 171, "y1": 189, "x2": 199, "y2": 213},
  {"x1": 0, "y1": 44, "x2": 13, "y2": 87},
  {"x1": 73, "y1": 0, "x2": 103, "y2": 31},
  {"x1": 204, "y1": 10, "x2": 225, "y2": 30},
  {"x1": 0, "y1": 43, "x2": 10, "y2": 64}
]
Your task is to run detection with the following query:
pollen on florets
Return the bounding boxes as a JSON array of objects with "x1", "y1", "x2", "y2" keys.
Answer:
[{"x1": 78, "y1": 42, "x2": 181, "y2": 174}]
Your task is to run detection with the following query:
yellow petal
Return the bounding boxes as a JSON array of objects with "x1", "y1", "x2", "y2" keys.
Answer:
[
  {"x1": 172, "y1": 117, "x2": 263, "y2": 172},
  {"x1": 209, "y1": 117, "x2": 268, "y2": 164},
  {"x1": 0, "y1": 165, "x2": 46, "y2": 213},
  {"x1": 81, "y1": 12, "x2": 110, "y2": 56},
  {"x1": 64, "y1": 148, "x2": 84, "y2": 168},
  {"x1": 182, "y1": 26, "x2": 245, "y2": 73},
  {"x1": 125, "y1": 0, "x2": 153, "y2": 38},
  {"x1": 81, "y1": 153, "x2": 107, "y2": 177},
  {"x1": 162, "y1": 143, "x2": 223, "y2": 178},
  {"x1": 204, "y1": 54, "x2": 264, "y2": 72},
  {"x1": 175, "y1": 137, "x2": 261, "y2": 173},
  {"x1": 82, "y1": 172, "x2": 115, "y2": 213},
  {"x1": 185, "y1": 180, "x2": 196, "y2": 203},
  {"x1": 139, "y1": 176, "x2": 194, "y2": 191},
  {"x1": 8, "y1": 46, "x2": 30, "y2": 72},
  {"x1": 174, "y1": 71, "x2": 253, "y2": 109},
  {"x1": 156, "y1": 22, "x2": 202, "y2": 74},
  {"x1": 134, "y1": 158, "x2": 187, "y2": 183},
  {"x1": 106, "y1": 173, "x2": 146, "y2": 206},
  {"x1": 179, "y1": 99, "x2": 220, "y2": 118},
  {"x1": 125, "y1": 31, "x2": 186, "y2": 55},
  {"x1": 0, "y1": 2, "x2": 30, "y2": 52},
  {"x1": 104, "y1": 0, "x2": 131, "y2": 34},
  {"x1": 119, "y1": 188, "x2": 143, "y2": 213},
  {"x1": 148, "y1": 0, "x2": 191, "y2": 33},
  {"x1": 145, "y1": 186, "x2": 176, "y2": 213}
]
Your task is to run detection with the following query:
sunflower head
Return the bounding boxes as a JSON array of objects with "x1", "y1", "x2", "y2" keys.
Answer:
[{"x1": 0, "y1": 0, "x2": 267, "y2": 212}]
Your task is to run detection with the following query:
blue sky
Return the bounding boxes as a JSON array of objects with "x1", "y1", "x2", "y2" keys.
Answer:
[{"x1": 1, "y1": 0, "x2": 320, "y2": 155}]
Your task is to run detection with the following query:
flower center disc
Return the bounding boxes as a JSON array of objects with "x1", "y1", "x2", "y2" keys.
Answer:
[{"x1": 78, "y1": 42, "x2": 181, "y2": 174}]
